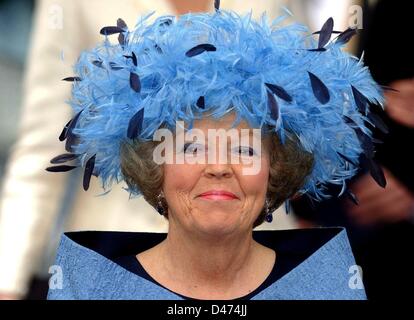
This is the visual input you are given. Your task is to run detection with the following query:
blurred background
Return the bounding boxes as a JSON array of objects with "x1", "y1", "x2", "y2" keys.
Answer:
[
  {"x1": 0, "y1": 0, "x2": 34, "y2": 177},
  {"x1": 0, "y1": 0, "x2": 412, "y2": 300}
]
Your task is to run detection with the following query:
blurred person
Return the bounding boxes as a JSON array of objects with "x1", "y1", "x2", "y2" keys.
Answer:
[
  {"x1": 0, "y1": 0, "x2": 295, "y2": 300},
  {"x1": 0, "y1": 0, "x2": 34, "y2": 176},
  {"x1": 291, "y1": 0, "x2": 414, "y2": 300}
]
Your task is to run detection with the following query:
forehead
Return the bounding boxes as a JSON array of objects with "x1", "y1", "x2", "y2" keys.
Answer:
[
  {"x1": 185, "y1": 112, "x2": 254, "y2": 131},
  {"x1": 177, "y1": 111, "x2": 271, "y2": 148}
]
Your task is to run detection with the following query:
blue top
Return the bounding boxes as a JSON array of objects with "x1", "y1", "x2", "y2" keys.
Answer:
[
  {"x1": 47, "y1": 227, "x2": 367, "y2": 300},
  {"x1": 112, "y1": 245, "x2": 293, "y2": 300}
]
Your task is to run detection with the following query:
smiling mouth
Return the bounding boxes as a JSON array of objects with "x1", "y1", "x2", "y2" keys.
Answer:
[
  {"x1": 198, "y1": 191, "x2": 238, "y2": 200},
  {"x1": 198, "y1": 195, "x2": 238, "y2": 201}
]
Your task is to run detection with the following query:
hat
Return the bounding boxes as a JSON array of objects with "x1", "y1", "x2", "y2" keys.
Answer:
[{"x1": 47, "y1": 3, "x2": 386, "y2": 202}]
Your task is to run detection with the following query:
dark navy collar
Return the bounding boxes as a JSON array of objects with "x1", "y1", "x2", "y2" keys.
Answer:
[{"x1": 64, "y1": 227, "x2": 344, "y2": 262}]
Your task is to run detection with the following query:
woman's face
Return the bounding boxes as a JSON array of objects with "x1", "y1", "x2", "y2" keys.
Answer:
[{"x1": 162, "y1": 112, "x2": 270, "y2": 237}]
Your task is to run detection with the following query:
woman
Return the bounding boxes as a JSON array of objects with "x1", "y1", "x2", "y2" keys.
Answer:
[
  {"x1": 0, "y1": 0, "x2": 290, "y2": 300},
  {"x1": 46, "y1": 4, "x2": 384, "y2": 299}
]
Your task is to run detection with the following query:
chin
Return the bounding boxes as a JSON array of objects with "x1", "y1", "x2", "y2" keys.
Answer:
[{"x1": 192, "y1": 213, "x2": 241, "y2": 236}]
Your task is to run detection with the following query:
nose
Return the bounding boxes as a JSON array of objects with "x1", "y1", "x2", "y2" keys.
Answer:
[{"x1": 203, "y1": 162, "x2": 233, "y2": 179}]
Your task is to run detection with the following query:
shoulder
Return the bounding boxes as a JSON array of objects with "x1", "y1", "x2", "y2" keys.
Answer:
[
  {"x1": 46, "y1": 232, "x2": 181, "y2": 300},
  {"x1": 303, "y1": 227, "x2": 367, "y2": 299},
  {"x1": 253, "y1": 227, "x2": 367, "y2": 300}
]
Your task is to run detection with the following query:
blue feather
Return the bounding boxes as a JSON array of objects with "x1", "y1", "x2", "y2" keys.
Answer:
[
  {"x1": 367, "y1": 112, "x2": 389, "y2": 134},
  {"x1": 100, "y1": 26, "x2": 124, "y2": 36},
  {"x1": 267, "y1": 91, "x2": 279, "y2": 121},
  {"x1": 83, "y1": 155, "x2": 96, "y2": 191},
  {"x1": 215, "y1": 0, "x2": 220, "y2": 11},
  {"x1": 117, "y1": 18, "x2": 128, "y2": 30},
  {"x1": 127, "y1": 108, "x2": 144, "y2": 139},
  {"x1": 318, "y1": 17, "x2": 334, "y2": 48},
  {"x1": 186, "y1": 44, "x2": 217, "y2": 57},
  {"x1": 336, "y1": 27, "x2": 357, "y2": 45},
  {"x1": 46, "y1": 165, "x2": 77, "y2": 173},
  {"x1": 196, "y1": 96, "x2": 205, "y2": 109},
  {"x1": 308, "y1": 72, "x2": 330, "y2": 104},
  {"x1": 62, "y1": 77, "x2": 81, "y2": 82},
  {"x1": 130, "y1": 72, "x2": 141, "y2": 92},
  {"x1": 59, "y1": 118, "x2": 72, "y2": 141},
  {"x1": 359, "y1": 154, "x2": 387, "y2": 188},
  {"x1": 131, "y1": 52, "x2": 138, "y2": 66},
  {"x1": 50, "y1": 153, "x2": 79, "y2": 164},
  {"x1": 265, "y1": 83, "x2": 292, "y2": 102}
]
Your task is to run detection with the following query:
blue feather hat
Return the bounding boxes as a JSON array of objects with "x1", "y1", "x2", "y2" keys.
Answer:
[{"x1": 47, "y1": 5, "x2": 387, "y2": 203}]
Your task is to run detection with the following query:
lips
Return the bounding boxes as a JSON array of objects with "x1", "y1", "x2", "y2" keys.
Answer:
[{"x1": 198, "y1": 190, "x2": 238, "y2": 200}]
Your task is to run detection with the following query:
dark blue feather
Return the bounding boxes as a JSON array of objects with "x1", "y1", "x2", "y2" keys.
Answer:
[
  {"x1": 359, "y1": 154, "x2": 387, "y2": 188},
  {"x1": 368, "y1": 157, "x2": 387, "y2": 188},
  {"x1": 100, "y1": 26, "x2": 124, "y2": 35},
  {"x1": 60, "y1": 110, "x2": 83, "y2": 143},
  {"x1": 318, "y1": 17, "x2": 334, "y2": 48},
  {"x1": 59, "y1": 118, "x2": 73, "y2": 141},
  {"x1": 62, "y1": 77, "x2": 82, "y2": 82},
  {"x1": 367, "y1": 112, "x2": 389, "y2": 134},
  {"x1": 46, "y1": 165, "x2": 77, "y2": 173},
  {"x1": 196, "y1": 96, "x2": 205, "y2": 109},
  {"x1": 132, "y1": 52, "x2": 137, "y2": 66},
  {"x1": 159, "y1": 18, "x2": 172, "y2": 27},
  {"x1": 130, "y1": 72, "x2": 141, "y2": 92},
  {"x1": 123, "y1": 52, "x2": 137, "y2": 65},
  {"x1": 267, "y1": 91, "x2": 279, "y2": 121},
  {"x1": 64, "y1": 110, "x2": 83, "y2": 151},
  {"x1": 214, "y1": 0, "x2": 220, "y2": 11},
  {"x1": 67, "y1": 110, "x2": 83, "y2": 133},
  {"x1": 307, "y1": 48, "x2": 327, "y2": 52},
  {"x1": 154, "y1": 44, "x2": 163, "y2": 54},
  {"x1": 355, "y1": 128, "x2": 375, "y2": 158},
  {"x1": 109, "y1": 62, "x2": 123, "y2": 70},
  {"x1": 336, "y1": 27, "x2": 357, "y2": 45},
  {"x1": 92, "y1": 60, "x2": 104, "y2": 68},
  {"x1": 118, "y1": 33, "x2": 126, "y2": 47},
  {"x1": 313, "y1": 30, "x2": 341, "y2": 35},
  {"x1": 116, "y1": 18, "x2": 128, "y2": 30},
  {"x1": 65, "y1": 133, "x2": 80, "y2": 153},
  {"x1": 127, "y1": 108, "x2": 144, "y2": 139},
  {"x1": 344, "y1": 115, "x2": 375, "y2": 157},
  {"x1": 308, "y1": 71, "x2": 330, "y2": 104},
  {"x1": 116, "y1": 18, "x2": 128, "y2": 46},
  {"x1": 265, "y1": 83, "x2": 293, "y2": 102},
  {"x1": 343, "y1": 115, "x2": 357, "y2": 126},
  {"x1": 186, "y1": 44, "x2": 217, "y2": 57},
  {"x1": 50, "y1": 153, "x2": 79, "y2": 164},
  {"x1": 83, "y1": 155, "x2": 96, "y2": 191},
  {"x1": 351, "y1": 85, "x2": 369, "y2": 114}
]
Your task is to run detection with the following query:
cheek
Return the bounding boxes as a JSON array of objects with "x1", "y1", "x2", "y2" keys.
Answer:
[
  {"x1": 163, "y1": 163, "x2": 200, "y2": 196},
  {"x1": 237, "y1": 155, "x2": 270, "y2": 198}
]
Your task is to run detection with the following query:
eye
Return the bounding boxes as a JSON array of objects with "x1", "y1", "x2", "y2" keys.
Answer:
[
  {"x1": 183, "y1": 143, "x2": 205, "y2": 154},
  {"x1": 235, "y1": 146, "x2": 256, "y2": 157}
]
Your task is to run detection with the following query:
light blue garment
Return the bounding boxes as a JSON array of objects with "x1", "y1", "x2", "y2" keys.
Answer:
[{"x1": 47, "y1": 227, "x2": 367, "y2": 300}]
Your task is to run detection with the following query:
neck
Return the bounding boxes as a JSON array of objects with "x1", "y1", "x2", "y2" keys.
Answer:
[{"x1": 158, "y1": 223, "x2": 259, "y2": 291}]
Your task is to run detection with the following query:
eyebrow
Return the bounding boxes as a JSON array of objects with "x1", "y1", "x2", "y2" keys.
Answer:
[{"x1": 178, "y1": 127, "x2": 262, "y2": 143}]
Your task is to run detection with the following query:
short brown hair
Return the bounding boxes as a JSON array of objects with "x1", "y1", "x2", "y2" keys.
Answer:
[{"x1": 120, "y1": 129, "x2": 313, "y2": 228}]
